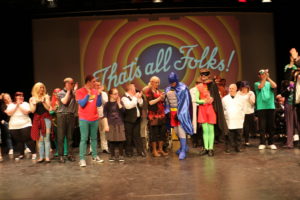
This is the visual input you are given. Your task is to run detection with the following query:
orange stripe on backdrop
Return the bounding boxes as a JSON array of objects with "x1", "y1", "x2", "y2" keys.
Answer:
[
  {"x1": 105, "y1": 17, "x2": 216, "y2": 66},
  {"x1": 217, "y1": 16, "x2": 242, "y2": 81},
  {"x1": 186, "y1": 16, "x2": 240, "y2": 84},
  {"x1": 82, "y1": 19, "x2": 127, "y2": 76},
  {"x1": 79, "y1": 20, "x2": 102, "y2": 84}
]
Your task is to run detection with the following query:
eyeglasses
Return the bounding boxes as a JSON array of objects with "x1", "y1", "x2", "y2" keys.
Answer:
[
  {"x1": 200, "y1": 72, "x2": 210, "y2": 76},
  {"x1": 112, "y1": 93, "x2": 118, "y2": 95}
]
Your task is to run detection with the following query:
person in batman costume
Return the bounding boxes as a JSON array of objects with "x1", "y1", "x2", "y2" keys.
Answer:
[{"x1": 165, "y1": 72, "x2": 193, "y2": 160}]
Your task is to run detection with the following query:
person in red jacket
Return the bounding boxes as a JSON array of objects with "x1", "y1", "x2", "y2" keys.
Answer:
[{"x1": 76, "y1": 75, "x2": 103, "y2": 167}]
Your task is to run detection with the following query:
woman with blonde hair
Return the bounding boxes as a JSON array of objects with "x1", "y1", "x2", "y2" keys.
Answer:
[
  {"x1": 143, "y1": 76, "x2": 168, "y2": 157},
  {"x1": 29, "y1": 82, "x2": 52, "y2": 163}
]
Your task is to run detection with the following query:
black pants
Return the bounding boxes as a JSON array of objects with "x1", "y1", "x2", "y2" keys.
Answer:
[
  {"x1": 243, "y1": 113, "x2": 255, "y2": 143},
  {"x1": 226, "y1": 129, "x2": 242, "y2": 151},
  {"x1": 257, "y1": 109, "x2": 275, "y2": 145},
  {"x1": 10, "y1": 127, "x2": 36, "y2": 156},
  {"x1": 124, "y1": 118, "x2": 144, "y2": 156},
  {"x1": 191, "y1": 123, "x2": 203, "y2": 147},
  {"x1": 57, "y1": 113, "x2": 75, "y2": 156},
  {"x1": 149, "y1": 124, "x2": 166, "y2": 142},
  {"x1": 109, "y1": 141, "x2": 124, "y2": 157},
  {"x1": 214, "y1": 125, "x2": 224, "y2": 143},
  {"x1": 284, "y1": 104, "x2": 298, "y2": 147}
]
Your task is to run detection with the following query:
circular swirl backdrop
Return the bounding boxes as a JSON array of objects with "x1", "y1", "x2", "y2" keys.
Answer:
[{"x1": 80, "y1": 15, "x2": 241, "y2": 92}]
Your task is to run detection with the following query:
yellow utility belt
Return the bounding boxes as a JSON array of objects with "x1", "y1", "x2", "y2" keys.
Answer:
[{"x1": 170, "y1": 108, "x2": 178, "y2": 111}]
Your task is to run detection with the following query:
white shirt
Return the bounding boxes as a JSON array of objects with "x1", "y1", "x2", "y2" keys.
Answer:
[
  {"x1": 121, "y1": 92, "x2": 143, "y2": 117},
  {"x1": 7, "y1": 102, "x2": 32, "y2": 130},
  {"x1": 237, "y1": 91, "x2": 255, "y2": 114},
  {"x1": 97, "y1": 91, "x2": 108, "y2": 118},
  {"x1": 222, "y1": 94, "x2": 245, "y2": 129}
]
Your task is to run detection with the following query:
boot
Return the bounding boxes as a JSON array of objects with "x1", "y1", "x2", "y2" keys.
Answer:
[
  {"x1": 178, "y1": 138, "x2": 187, "y2": 160},
  {"x1": 199, "y1": 149, "x2": 208, "y2": 156},
  {"x1": 157, "y1": 141, "x2": 168, "y2": 156},
  {"x1": 191, "y1": 134, "x2": 198, "y2": 148},
  {"x1": 151, "y1": 142, "x2": 160, "y2": 157},
  {"x1": 208, "y1": 150, "x2": 214, "y2": 157},
  {"x1": 176, "y1": 141, "x2": 189, "y2": 154}
]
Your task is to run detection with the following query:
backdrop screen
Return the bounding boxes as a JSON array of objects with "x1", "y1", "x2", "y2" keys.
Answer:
[{"x1": 33, "y1": 12, "x2": 275, "y2": 93}]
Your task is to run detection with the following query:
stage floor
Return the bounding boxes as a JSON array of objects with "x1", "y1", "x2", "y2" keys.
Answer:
[{"x1": 1, "y1": 139, "x2": 300, "y2": 200}]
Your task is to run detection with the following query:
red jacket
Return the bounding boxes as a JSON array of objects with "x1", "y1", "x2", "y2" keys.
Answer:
[{"x1": 31, "y1": 112, "x2": 53, "y2": 141}]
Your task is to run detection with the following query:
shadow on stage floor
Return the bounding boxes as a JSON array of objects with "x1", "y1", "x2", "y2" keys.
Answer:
[{"x1": 1, "y1": 138, "x2": 300, "y2": 200}]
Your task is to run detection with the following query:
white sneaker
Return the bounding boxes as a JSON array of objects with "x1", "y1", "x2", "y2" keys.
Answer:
[
  {"x1": 269, "y1": 144, "x2": 277, "y2": 150},
  {"x1": 25, "y1": 148, "x2": 31, "y2": 154},
  {"x1": 79, "y1": 159, "x2": 87, "y2": 167},
  {"x1": 8, "y1": 149, "x2": 13, "y2": 155},
  {"x1": 92, "y1": 156, "x2": 104, "y2": 163},
  {"x1": 258, "y1": 145, "x2": 266, "y2": 150},
  {"x1": 32, "y1": 154, "x2": 37, "y2": 160}
]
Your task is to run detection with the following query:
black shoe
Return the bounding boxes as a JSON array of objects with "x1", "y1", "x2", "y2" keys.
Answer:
[
  {"x1": 126, "y1": 153, "x2": 133, "y2": 157},
  {"x1": 235, "y1": 147, "x2": 243, "y2": 152},
  {"x1": 103, "y1": 150, "x2": 110, "y2": 154},
  {"x1": 199, "y1": 149, "x2": 208, "y2": 156},
  {"x1": 118, "y1": 156, "x2": 125, "y2": 162},
  {"x1": 59, "y1": 156, "x2": 65, "y2": 163},
  {"x1": 68, "y1": 155, "x2": 76, "y2": 162},
  {"x1": 15, "y1": 155, "x2": 24, "y2": 161},
  {"x1": 109, "y1": 156, "x2": 116, "y2": 162},
  {"x1": 37, "y1": 159, "x2": 45, "y2": 163},
  {"x1": 208, "y1": 150, "x2": 214, "y2": 157},
  {"x1": 225, "y1": 149, "x2": 231, "y2": 154}
]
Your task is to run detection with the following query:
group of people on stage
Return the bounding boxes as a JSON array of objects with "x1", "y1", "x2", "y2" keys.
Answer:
[{"x1": 1, "y1": 48, "x2": 300, "y2": 166}]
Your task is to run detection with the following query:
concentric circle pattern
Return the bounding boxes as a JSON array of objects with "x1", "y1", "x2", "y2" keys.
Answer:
[{"x1": 80, "y1": 15, "x2": 241, "y2": 92}]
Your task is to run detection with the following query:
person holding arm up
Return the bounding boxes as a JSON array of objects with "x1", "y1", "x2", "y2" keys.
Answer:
[
  {"x1": 254, "y1": 69, "x2": 277, "y2": 150},
  {"x1": 75, "y1": 75, "x2": 103, "y2": 167}
]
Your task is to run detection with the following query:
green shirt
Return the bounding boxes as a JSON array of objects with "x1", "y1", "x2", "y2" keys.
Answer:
[{"x1": 254, "y1": 81, "x2": 275, "y2": 110}]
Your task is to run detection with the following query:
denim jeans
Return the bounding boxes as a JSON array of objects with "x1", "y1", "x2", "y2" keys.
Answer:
[{"x1": 39, "y1": 118, "x2": 51, "y2": 159}]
